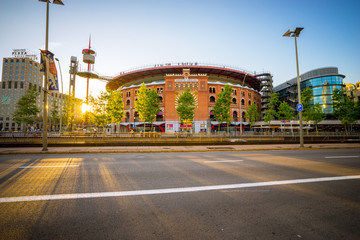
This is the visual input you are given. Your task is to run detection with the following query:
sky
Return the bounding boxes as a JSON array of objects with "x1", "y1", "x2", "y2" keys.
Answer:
[{"x1": 1, "y1": 0, "x2": 359, "y2": 100}]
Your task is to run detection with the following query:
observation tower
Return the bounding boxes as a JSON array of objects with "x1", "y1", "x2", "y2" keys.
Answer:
[{"x1": 77, "y1": 36, "x2": 99, "y2": 103}]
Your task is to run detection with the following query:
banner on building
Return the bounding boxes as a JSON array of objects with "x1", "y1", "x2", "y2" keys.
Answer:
[{"x1": 40, "y1": 50, "x2": 59, "y2": 92}]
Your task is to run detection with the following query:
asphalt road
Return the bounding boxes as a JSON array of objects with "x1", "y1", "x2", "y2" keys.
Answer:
[{"x1": 1, "y1": 149, "x2": 360, "y2": 240}]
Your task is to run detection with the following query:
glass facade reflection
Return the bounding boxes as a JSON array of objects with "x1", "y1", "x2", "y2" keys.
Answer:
[
  {"x1": 301, "y1": 76, "x2": 343, "y2": 114},
  {"x1": 273, "y1": 67, "x2": 345, "y2": 116}
]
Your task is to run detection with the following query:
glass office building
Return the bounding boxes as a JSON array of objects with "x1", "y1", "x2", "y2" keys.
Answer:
[{"x1": 273, "y1": 67, "x2": 345, "y2": 115}]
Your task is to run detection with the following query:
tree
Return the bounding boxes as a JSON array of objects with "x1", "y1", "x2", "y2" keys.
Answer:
[
  {"x1": 301, "y1": 88, "x2": 326, "y2": 135},
  {"x1": 310, "y1": 103, "x2": 326, "y2": 134},
  {"x1": 333, "y1": 88, "x2": 358, "y2": 134},
  {"x1": 107, "y1": 90, "x2": 125, "y2": 129},
  {"x1": 213, "y1": 85, "x2": 233, "y2": 133},
  {"x1": 277, "y1": 101, "x2": 294, "y2": 134},
  {"x1": 134, "y1": 83, "x2": 161, "y2": 131},
  {"x1": 63, "y1": 95, "x2": 76, "y2": 131},
  {"x1": 176, "y1": 88, "x2": 197, "y2": 129},
  {"x1": 13, "y1": 86, "x2": 40, "y2": 130},
  {"x1": 50, "y1": 99, "x2": 60, "y2": 129},
  {"x1": 81, "y1": 92, "x2": 110, "y2": 130},
  {"x1": 264, "y1": 92, "x2": 280, "y2": 125},
  {"x1": 245, "y1": 102, "x2": 261, "y2": 129},
  {"x1": 145, "y1": 88, "x2": 161, "y2": 131},
  {"x1": 278, "y1": 101, "x2": 294, "y2": 121},
  {"x1": 301, "y1": 88, "x2": 313, "y2": 123}
]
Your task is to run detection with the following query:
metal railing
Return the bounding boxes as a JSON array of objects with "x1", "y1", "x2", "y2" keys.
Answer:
[{"x1": 1, "y1": 131, "x2": 359, "y2": 138}]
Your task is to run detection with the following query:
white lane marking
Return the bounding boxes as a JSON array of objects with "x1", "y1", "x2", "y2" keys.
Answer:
[
  {"x1": 19, "y1": 165, "x2": 79, "y2": 169},
  {"x1": 1, "y1": 175, "x2": 359, "y2": 203},
  {"x1": 325, "y1": 156, "x2": 359, "y2": 159},
  {"x1": 204, "y1": 160, "x2": 244, "y2": 163}
]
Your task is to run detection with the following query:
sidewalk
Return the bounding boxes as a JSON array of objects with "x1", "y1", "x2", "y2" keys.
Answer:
[{"x1": 0, "y1": 143, "x2": 359, "y2": 155}]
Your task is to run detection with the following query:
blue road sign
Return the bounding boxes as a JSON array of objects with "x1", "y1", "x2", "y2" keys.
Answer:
[{"x1": 297, "y1": 104, "x2": 303, "y2": 112}]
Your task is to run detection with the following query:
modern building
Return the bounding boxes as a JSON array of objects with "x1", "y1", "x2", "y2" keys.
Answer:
[
  {"x1": 0, "y1": 49, "x2": 81, "y2": 131},
  {"x1": 106, "y1": 63, "x2": 262, "y2": 133},
  {"x1": 273, "y1": 67, "x2": 345, "y2": 116},
  {"x1": 345, "y1": 82, "x2": 360, "y2": 103}
]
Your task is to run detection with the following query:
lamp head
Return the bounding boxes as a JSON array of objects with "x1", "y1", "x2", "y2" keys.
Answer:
[
  {"x1": 39, "y1": 0, "x2": 64, "y2": 5},
  {"x1": 52, "y1": 0, "x2": 64, "y2": 5},
  {"x1": 294, "y1": 27, "x2": 304, "y2": 37},
  {"x1": 283, "y1": 27, "x2": 304, "y2": 37},
  {"x1": 283, "y1": 29, "x2": 292, "y2": 37}
]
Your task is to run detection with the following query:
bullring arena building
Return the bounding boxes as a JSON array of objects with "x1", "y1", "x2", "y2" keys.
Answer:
[{"x1": 105, "y1": 63, "x2": 264, "y2": 133}]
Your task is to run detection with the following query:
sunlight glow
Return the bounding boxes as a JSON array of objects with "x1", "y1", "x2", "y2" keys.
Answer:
[{"x1": 82, "y1": 103, "x2": 91, "y2": 113}]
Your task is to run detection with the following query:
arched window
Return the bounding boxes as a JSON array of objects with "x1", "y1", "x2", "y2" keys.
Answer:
[
  {"x1": 210, "y1": 110, "x2": 215, "y2": 121},
  {"x1": 241, "y1": 99, "x2": 245, "y2": 105},
  {"x1": 125, "y1": 112, "x2": 130, "y2": 122},
  {"x1": 156, "y1": 111, "x2": 163, "y2": 121},
  {"x1": 210, "y1": 96, "x2": 216, "y2": 102},
  {"x1": 126, "y1": 99, "x2": 131, "y2": 106},
  {"x1": 134, "y1": 112, "x2": 139, "y2": 122},
  {"x1": 232, "y1": 98, "x2": 237, "y2": 104},
  {"x1": 233, "y1": 111, "x2": 238, "y2": 122},
  {"x1": 242, "y1": 112, "x2": 246, "y2": 122},
  {"x1": 248, "y1": 100, "x2": 251, "y2": 106},
  {"x1": 158, "y1": 96, "x2": 163, "y2": 103}
]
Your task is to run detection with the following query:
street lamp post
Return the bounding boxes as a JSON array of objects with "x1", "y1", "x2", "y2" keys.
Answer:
[
  {"x1": 239, "y1": 73, "x2": 248, "y2": 135},
  {"x1": 55, "y1": 58, "x2": 63, "y2": 136},
  {"x1": 283, "y1": 27, "x2": 304, "y2": 147},
  {"x1": 39, "y1": 0, "x2": 64, "y2": 151}
]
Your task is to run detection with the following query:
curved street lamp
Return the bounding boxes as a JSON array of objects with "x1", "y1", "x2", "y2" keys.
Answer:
[
  {"x1": 39, "y1": 0, "x2": 64, "y2": 151},
  {"x1": 283, "y1": 27, "x2": 304, "y2": 147}
]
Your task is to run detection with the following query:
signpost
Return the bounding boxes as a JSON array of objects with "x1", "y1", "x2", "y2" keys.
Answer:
[{"x1": 297, "y1": 104, "x2": 303, "y2": 112}]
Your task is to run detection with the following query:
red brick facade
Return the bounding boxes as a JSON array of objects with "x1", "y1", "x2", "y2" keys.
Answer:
[{"x1": 117, "y1": 68, "x2": 260, "y2": 132}]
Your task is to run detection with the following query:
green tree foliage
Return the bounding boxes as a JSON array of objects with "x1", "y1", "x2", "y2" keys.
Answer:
[
  {"x1": 176, "y1": 88, "x2": 197, "y2": 123},
  {"x1": 311, "y1": 103, "x2": 326, "y2": 134},
  {"x1": 213, "y1": 85, "x2": 233, "y2": 124},
  {"x1": 245, "y1": 102, "x2": 261, "y2": 128},
  {"x1": 277, "y1": 101, "x2": 294, "y2": 134},
  {"x1": 277, "y1": 101, "x2": 294, "y2": 121},
  {"x1": 107, "y1": 90, "x2": 124, "y2": 124},
  {"x1": 13, "y1": 86, "x2": 40, "y2": 129},
  {"x1": 301, "y1": 88, "x2": 313, "y2": 123},
  {"x1": 333, "y1": 88, "x2": 358, "y2": 134},
  {"x1": 50, "y1": 99, "x2": 60, "y2": 126},
  {"x1": 63, "y1": 95, "x2": 75, "y2": 131},
  {"x1": 135, "y1": 83, "x2": 161, "y2": 131},
  {"x1": 213, "y1": 85, "x2": 233, "y2": 133},
  {"x1": 88, "y1": 91, "x2": 110, "y2": 128},
  {"x1": 264, "y1": 92, "x2": 280, "y2": 125},
  {"x1": 301, "y1": 88, "x2": 326, "y2": 134}
]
